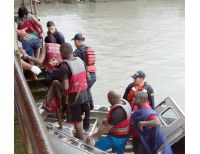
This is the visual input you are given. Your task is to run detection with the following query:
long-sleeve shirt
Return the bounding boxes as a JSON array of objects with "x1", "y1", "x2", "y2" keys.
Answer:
[{"x1": 123, "y1": 82, "x2": 155, "y2": 109}]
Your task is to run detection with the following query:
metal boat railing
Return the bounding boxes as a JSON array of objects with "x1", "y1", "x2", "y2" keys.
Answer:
[{"x1": 14, "y1": 56, "x2": 56, "y2": 154}]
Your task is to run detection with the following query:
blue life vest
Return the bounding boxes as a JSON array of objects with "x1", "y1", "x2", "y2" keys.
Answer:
[{"x1": 132, "y1": 109, "x2": 173, "y2": 154}]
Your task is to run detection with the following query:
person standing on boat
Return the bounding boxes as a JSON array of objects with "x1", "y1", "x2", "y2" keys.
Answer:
[
  {"x1": 86, "y1": 90, "x2": 131, "y2": 154},
  {"x1": 44, "y1": 43, "x2": 89, "y2": 140},
  {"x1": 131, "y1": 91, "x2": 172, "y2": 154},
  {"x1": 16, "y1": 6, "x2": 43, "y2": 59},
  {"x1": 72, "y1": 33, "x2": 96, "y2": 130},
  {"x1": 47, "y1": 21, "x2": 65, "y2": 45},
  {"x1": 123, "y1": 70, "x2": 155, "y2": 110}
]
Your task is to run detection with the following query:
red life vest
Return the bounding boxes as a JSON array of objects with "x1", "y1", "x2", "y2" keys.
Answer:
[
  {"x1": 127, "y1": 85, "x2": 147, "y2": 109},
  {"x1": 63, "y1": 57, "x2": 88, "y2": 94},
  {"x1": 17, "y1": 16, "x2": 43, "y2": 38},
  {"x1": 107, "y1": 99, "x2": 132, "y2": 136},
  {"x1": 85, "y1": 47, "x2": 96, "y2": 73},
  {"x1": 43, "y1": 43, "x2": 63, "y2": 70}
]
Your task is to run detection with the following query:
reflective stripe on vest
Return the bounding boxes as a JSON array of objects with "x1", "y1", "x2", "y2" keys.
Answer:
[
  {"x1": 107, "y1": 99, "x2": 132, "y2": 136},
  {"x1": 63, "y1": 57, "x2": 88, "y2": 94},
  {"x1": 43, "y1": 43, "x2": 62, "y2": 70},
  {"x1": 85, "y1": 47, "x2": 96, "y2": 73},
  {"x1": 110, "y1": 126, "x2": 130, "y2": 132}
]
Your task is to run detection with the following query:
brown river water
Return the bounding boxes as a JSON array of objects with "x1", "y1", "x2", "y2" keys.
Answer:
[{"x1": 35, "y1": 0, "x2": 184, "y2": 111}]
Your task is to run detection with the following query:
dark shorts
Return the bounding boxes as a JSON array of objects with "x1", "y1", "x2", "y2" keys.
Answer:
[
  {"x1": 66, "y1": 103, "x2": 82, "y2": 124},
  {"x1": 21, "y1": 38, "x2": 42, "y2": 57}
]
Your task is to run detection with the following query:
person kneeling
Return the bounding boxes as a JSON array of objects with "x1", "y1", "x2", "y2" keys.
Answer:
[{"x1": 86, "y1": 90, "x2": 132, "y2": 154}]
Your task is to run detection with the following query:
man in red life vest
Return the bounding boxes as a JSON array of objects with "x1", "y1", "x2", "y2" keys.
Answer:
[
  {"x1": 42, "y1": 43, "x2": 89, "y2": 141},
  {"x1": 123, "y1": 70, "x2": 155, "y2": 110},
  {"x1": 72, "y1": 33, "x2": 96, "y2": 130},
  {"x1": 86, "y1": 90, "x2": 132, "y2": 154}
]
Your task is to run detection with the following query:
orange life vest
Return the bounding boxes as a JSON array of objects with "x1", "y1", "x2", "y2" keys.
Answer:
[
  {"x1": 107, "y1": 99, "x2": 132, "y2": 136},
  {"x1": 63, "y1": 57, "x2": 88, "y2": 94},
  {"x1": 127, "y1": 85, "x2": 147, "y2": 109},
  {"x1": 85, "y1": 47, "x2": 96, "y2": 73},
  {"x1": 43, "y1": 43, "x2": 63, "y2": 70},
  {"x1": 17, "y1": 16, "x2": 43, "y2": 38}
]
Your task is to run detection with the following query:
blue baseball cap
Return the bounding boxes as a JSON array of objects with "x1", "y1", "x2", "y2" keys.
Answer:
[
  {"x1": 131, "y1": 70, "x2": 146, "y2": 79},
  {"x1": 71, "y1": 33, "x2": 85, "y2": 41}
]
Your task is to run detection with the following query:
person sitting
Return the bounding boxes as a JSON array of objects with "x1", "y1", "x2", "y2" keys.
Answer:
[
  {"x1": 131, "y1": 91, "x2": 173, "y2": 154},
  {"x1": 47, "y1": 21, "x2": 65, "y2": 45},
  {"x1": 86, "y1": 90, "x2": 132, "y2": 154},
  {"x1": 23, "y1": 35, "x2": 63, "y2": 71},
  {"x1": 16, "y1": 6, "x2": 44, "y2": 60}
]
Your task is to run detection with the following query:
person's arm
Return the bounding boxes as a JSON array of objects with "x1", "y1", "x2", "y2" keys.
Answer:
[
  {"x1": 44, "y1": 62, "x2": 69, "y2": 82},
  {"x1": 123, "y1": 83, "x2": 133, "y2": 99},
  {"x1": 137, "y1": 116, "x2": 161, "y2": 131},
  {"x1": 89, "y1": 107, "x2": 126, "y2": 141},
  {"x1": 24, "y1": 47, "x2": 46, "y2": 65},
  {"x1": 21, "y1": 59, "x2": 41, "y2": 75},
  {"x1": 91, "y1": 120, "x2": 113, "y2": 140},
  {"x1": 30, "y1": 15, "x2": 44, "y2": 33},
  {"x1": 17, "y1": 28, "x2": 31, "y2": 40},
  {"x1": 83, "y1": 61, "x2": 91, "y2": 81},
  {"x1": 74, "y1": 48, "x2": 84, "y2": 60},
  {"x1": 147, "y1": 85, "x2": 155, "y2": 108},
  {"x1": 57, "y1": 31, "x2": 65, "y2": 44}
]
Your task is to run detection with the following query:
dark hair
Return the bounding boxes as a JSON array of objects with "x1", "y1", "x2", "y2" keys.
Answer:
[
  {"x1": 60, "y1": 43, "x2": 73, "y2": 57},
  {"x1": 18, "y1": 6, "x2": 28, "y2": 18},
  {"x1": 45, "y1": 34, "x2": 57, "y2": 43},
  {"x1": 47, "y1": 21, "x2": 55, "y2": 27}
]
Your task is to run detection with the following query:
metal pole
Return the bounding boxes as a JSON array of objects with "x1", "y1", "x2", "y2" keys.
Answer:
[
  {"x1": 30, "y1": 0, "x2": 34, "y2": 14},
  {"x1": 14, "y1": 56, "x2": 56, "y2": 154}
]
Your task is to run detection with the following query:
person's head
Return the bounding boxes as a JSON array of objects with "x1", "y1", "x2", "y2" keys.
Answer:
[
  {"x1": 71, "y1": 33, "x2": 85, "y2": 48},
  {"x1": 107, "y1": 90, "x2": 121, "y2": 106},
  {"x1": 133, "y1": 91, "x2": 148, "y2": 107},
  {"x1": 131, "y1": 70, "x2": 146, "y2": 86},
  {"x1": 47, "y1": 21, "x2": 56, "y2": 34},
  {"x1": 60, "y1": 43, "x2": 73, "y2": 59},
  {"x1": 18, "y1": 6, "x2": 28, "y2": 18},
  {"x1": 45, "y1": 34, "x2": 57, "y2": 43}
]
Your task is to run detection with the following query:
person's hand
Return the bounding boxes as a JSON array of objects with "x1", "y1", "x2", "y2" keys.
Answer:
[
  {"x1": 102, "y1": 119, "x2": 108, "y2": 126},
  {"x1": 23, "y1": 53, "x2": 29, "y2": 59},
  {"x1": 39, "y1": 32, "x2": 45, "y2": 38},
  {"x1": 138, "y1": 121, "x2": 146, "y2": 131},
  {"x1": 30, "y1": 66, "x2": 42, "y2": 75},
  {"x1": 18, "y1": 28, "x2": 31, "y2": 41},
  {"x1": 87, "y1": 72, "x2": 91, "y2": 81},
  {"x1": 85, "y1": 136, "x2": 95, "y2": 147},
  {"x1": 49, "y1": 58, "x2": 59, "y2": 66}
]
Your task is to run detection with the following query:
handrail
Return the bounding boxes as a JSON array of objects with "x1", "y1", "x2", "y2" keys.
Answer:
[{"x1": 14, "y1": 56, "x2": 56, "y2": 154}]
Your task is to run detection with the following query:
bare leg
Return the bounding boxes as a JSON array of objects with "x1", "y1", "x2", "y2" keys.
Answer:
[
  {"x1": 47, "y1": 80, "x2": 65, "y2": 128},
  {"x1": 34, "y1": 48, "x2": 41, "y2": 59},
  {"x1": 74, "y1": 122, "x2": 84, "y2": 141}
]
